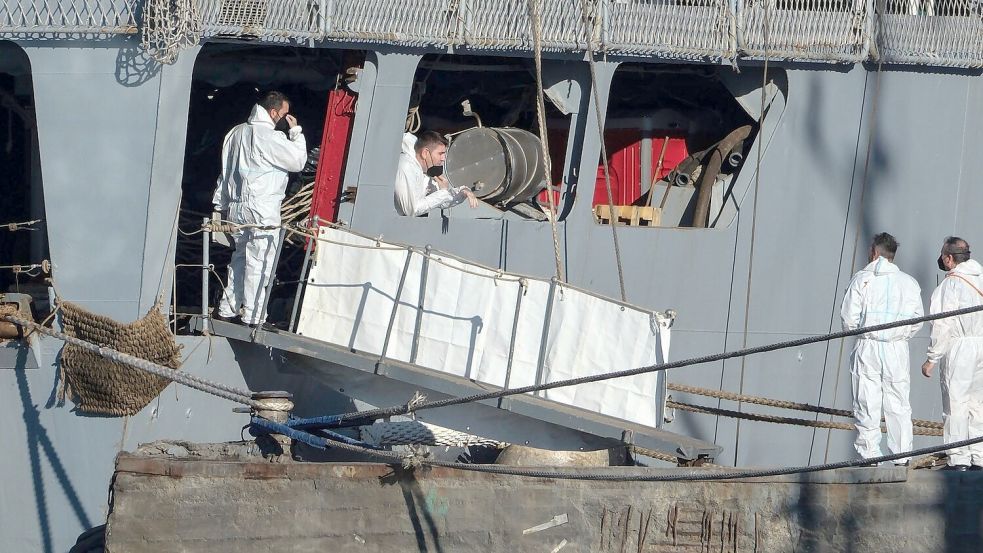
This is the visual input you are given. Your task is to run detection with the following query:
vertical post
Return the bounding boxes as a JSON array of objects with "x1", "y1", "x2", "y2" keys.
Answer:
[
  {"x1": 378, "y1": 248, "x2": 414, "y2": 365},
  {"x1": 498, "y1": 278, "x2": 526, "y2": 409},
  {"x1": 288, "y1": 234, "x2": 316, "y2": 333},
  {"x1": 534, "y1": 278, "x2": 558, "y2": 397},
  {"x1": 201, "y1": 217, "x2": 210, "y2": 333},
  {"x1": 252, "y1": 227, "x2": 288, "y2": 339},
  {"x1": 409, "y1": 246, "x2": 431, "y2": 364}
]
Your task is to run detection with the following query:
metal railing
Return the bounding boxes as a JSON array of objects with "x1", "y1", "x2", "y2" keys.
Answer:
[{"x1": 3, "y1": 0, "x2": 983, "y2": 68}]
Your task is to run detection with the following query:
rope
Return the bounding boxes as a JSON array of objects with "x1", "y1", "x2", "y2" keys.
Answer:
[
  {"x1": 529, "y1": 0, "x2": 565, "y2": 283},
  {"x1": 667, "y1": 382, "x2": 943, "y2": 430},
  {"x1": 2, "y1": 219, "x2": 42, "y2": 231},
  {"x1": 360, "y1": 421, "x2": 507, "y2": 448},
  {"x1": 581, "y1": 0, "x2": 627, "y2": 302},
  {"x1": 2, "y1": 314, "x2": 262, "y2": 409},
  {"x1": 628, "y1": 444, "x2": 723, "y2": 467},
  {"x1": 667, "y1": 400, "x2": 942, "y2": 436},
  {"x1": 325, "y1": 303, "x2": 983, "y2": 425},
  {"x1": 252, "y1": 416, "x2": 983, "y2": 482},
  {"x1": 734, "y1": 0, "x2": 771, "y2": 467},
  {"x1": 140, "y1": 0, "x2": 201, "y2": 64}
]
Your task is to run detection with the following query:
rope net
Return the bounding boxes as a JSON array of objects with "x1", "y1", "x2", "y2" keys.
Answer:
[
  {"x1": 59, "y1": 301, "x2": 183, "y2": 416},
  {"x1": 140, "y1": 0, "x2": 200, "y2": 64}
]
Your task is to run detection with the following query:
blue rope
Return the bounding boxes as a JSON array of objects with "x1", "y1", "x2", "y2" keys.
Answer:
[
  {"x1": 250, "y1": 417, "x2": 375, "y2": 449},
  {"x1": 285, "y1": 413, "x2": 346, "y2": 429}
]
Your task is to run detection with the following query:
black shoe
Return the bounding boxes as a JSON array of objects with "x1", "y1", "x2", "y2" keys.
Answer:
[
  {"x1": 893, "y1": 461, "x2": 910, "y2": 467},
  {"x1": 246, "y1": 321, "x2": 280, "y2": 332},
  {"x1": 970, "y1": 465, "x2": 983, "y2": 471},
  {"x1": 943, "y1": 464, "x2": 970, "y2": 472},
  {"x1": 211, "y1": 308, "x2": 240, "y2": 324}
]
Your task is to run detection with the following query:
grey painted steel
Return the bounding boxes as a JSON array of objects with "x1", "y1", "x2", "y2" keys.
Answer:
[
  {"x1": 288, "y1": 238, "x2": 314, "y2": 334},
  {"x1": 533, "y1": 278, "x2": 557, "y2": 398},
  {"x1": 498, "y1": 278, "x2": 524, "y2": 408},
  {"x1": 408, "y1": 246, "x2": 430, "y2": 364},
  {"x1": 194, "y1": 316, "x2": 720, "y2": 460}
]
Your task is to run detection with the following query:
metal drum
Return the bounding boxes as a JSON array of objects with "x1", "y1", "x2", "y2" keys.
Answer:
[{"x1": 444, "y1": 127, "x2": 547, "y2": 205}]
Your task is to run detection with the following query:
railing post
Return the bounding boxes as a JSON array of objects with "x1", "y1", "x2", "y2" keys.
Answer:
[
  {"x1": 534, "y1": 277, "x2": 558, "y2": 398},
  {"x1": 201, "y1": 217, "x2": 211, "y2": 333},
  {"x1": 288, "y1": 230, "x2": 316, "y2": 333},
  {"x1": 252, "y1": 226, "x2": 288, "y2": 339},
  {"x1": 498, "y1": 278, "x2": 526, "y2": 409},
  {"x1": 378, "y1": 248, "x2": 414, "y2": 365},
  {"x1": 409, "y1": 246, "x2": 432, "y2": 365}
]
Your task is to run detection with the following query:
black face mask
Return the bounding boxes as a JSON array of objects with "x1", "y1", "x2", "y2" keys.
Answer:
[
  {"x1": 274, "y1": 116, "x2": 289, "y2": 133},
  {"x1": 426, "y1": 165, "x2": 444, "y2": 178},
  {"x1": 938, "y1": 255, "x2": 947, "y2": 271}
]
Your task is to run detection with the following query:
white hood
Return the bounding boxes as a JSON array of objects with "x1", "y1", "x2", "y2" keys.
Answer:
[
  {"x1": 247, "y1": 104, "x2": 275, "y2": 128},
  {"x1": 952, "y1": 259, "x2": 983, "y2": 277},
  {"x1": 401, "y1": 132, "x2": 418, "y2": 157}
]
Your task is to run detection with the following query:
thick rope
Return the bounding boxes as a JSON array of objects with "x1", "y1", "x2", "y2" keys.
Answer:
[
  {"x1": 529, "y1": 0, "x2": 565, "y2": 283},
  {"x1": 667, "y1": 382, "x2": 943, "y2": 430},
  {"x1": 582, "y1": 0, "x2": 627, "y2": 302},
  {"x1": 3, "y1": 314, "x2": 262, "y2": 409},
  {"x1": 321, "y1": 303, "x2": 983, "y2": 425},
  {"x1": 253, "y1": 416, "x2": 983, "y2": 482},
  {"x1": 668, "y1": 399, "x2": 942, "y2": 436}
]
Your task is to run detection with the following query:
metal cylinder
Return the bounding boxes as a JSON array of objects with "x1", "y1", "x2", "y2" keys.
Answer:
[{"x1": 444, "y1": 127, "x2": 547, "y2": 205}]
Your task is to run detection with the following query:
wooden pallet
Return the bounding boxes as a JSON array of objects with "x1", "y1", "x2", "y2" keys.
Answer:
[{"x1": 594, "y1": 205, "x2": 661, "y2": 227}]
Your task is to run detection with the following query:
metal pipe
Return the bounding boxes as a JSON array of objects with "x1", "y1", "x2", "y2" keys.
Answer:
[
  {"x1": 288, "y1": 237, "x2": 315, "y2": 334},
  {"x1": 498, "y1": 278, "x2": 526, "y2": 409},
  {"x1": 378, "y1": 249, "x2": 414, "y2": 363},
  {"x1": 534, "y1": 278, "x2": 558, "y2": 398},
  {"x1": 202, "y1": 217, "x2": 211, "y2": 334},
  {"x1": 693, "y1": 125, "x2": 753, "y2": 228},
  {"x1": 409, "y1": 246, "x2": 431, "y2": 365},
  {"x1": 252, "y1": 227, "x2": 288, "y2": 339},
  {"x1": 726, "y1": 140, "x2": 745, "y2": 168}
]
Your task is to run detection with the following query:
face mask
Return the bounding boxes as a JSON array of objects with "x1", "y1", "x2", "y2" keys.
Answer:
[
  {"x1": 938, "y1": 255, "x2": 947, "y2": 271},
  {"x1": 274, "y1": 115, "x2": 289, "y2": 132},
  {"x1": 426, "y1": 165, "x2": 444, "y2": 178}
]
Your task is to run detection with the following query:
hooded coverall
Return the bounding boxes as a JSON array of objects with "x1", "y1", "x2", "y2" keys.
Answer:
[
  {"x1": 212, "y1": 104, "x2": 307, "y2": 325},
  {"x1": 927, "y1": 258, "x2": 983, "y2": 467},
  {"x1": 841, "y1": 257, "x2": 923, "y2": 462},
  {"x1": 393, "y1": 132, "x2": 469, "y2": 217}
]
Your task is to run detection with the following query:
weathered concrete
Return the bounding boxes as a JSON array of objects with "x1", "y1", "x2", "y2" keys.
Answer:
[{"x1": 105, "y1": 442, "x2": 983, "y2": 553}]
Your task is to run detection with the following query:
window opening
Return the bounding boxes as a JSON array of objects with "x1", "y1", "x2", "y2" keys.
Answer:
[
  {"x1": 596, "y1": 64, "x2": 757, "y2": 228},
  {"x1": 174, "y1": 44, "x2": 363, "y2": 333},
  {"x1": 0, "y1": 42, "x2": 50, "y2": 320},
  {"x1": 404, "y1": 54, "x2": 573, "y2": 220}
]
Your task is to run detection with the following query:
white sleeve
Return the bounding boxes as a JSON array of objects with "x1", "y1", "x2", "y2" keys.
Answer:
[
  {"x1": 927, "y1": 281, "x2": 956, "y2": 362},
  {"x1": 840, "y1": 274, "x2": 864, "y2": 331},
  {"x1": 903, "y1": 279, "x2": 924, "y2": 338},
  {"x1": 394, "y1": 165, "x2": 456, "y2": 217},
  {"x1": 212, "y1": 131, "x2": 234, "y2": 211},
  {"x1": 264, "y1": 129, "x2": 308, "y2": 173}
]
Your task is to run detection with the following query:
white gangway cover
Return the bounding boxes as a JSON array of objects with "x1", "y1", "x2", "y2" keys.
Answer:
[{"x1": 297, "y1": 227, "x2": 672, "y2": 428}]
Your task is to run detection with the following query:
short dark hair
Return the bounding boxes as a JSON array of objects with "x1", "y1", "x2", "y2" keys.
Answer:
[
  {"x1": 259, "y1": 91, "x2": 290, "y2": 111},
  {"x1": 944, "y1": 236, "x2": 971, "y2": 264},
  {"x1": 871, "y1": 232, "x2": 898, "y2": 261},
  {"x1": 414, "y1": 130, "x2": 448, "y2": 153}
]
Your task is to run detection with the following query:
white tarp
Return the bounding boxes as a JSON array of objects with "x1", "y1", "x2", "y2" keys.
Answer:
[{"x1": 297, "y1": 226, "x2": 671, "y2": 428}]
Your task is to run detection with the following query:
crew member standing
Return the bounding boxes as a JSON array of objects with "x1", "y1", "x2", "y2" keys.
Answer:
[
  {"x1": 841, "y1": 232, "x2": 923, "y2": 466},
  {"x1": 922, "y1": 236, "x2": 983, "y2": 471},
  {"x1": 212, "y1": 91, "x2": 307, "y2": 328}
]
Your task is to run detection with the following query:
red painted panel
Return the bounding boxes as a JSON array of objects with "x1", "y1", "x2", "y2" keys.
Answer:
[
  {"x1": 309, "y1": 87, "x2": 357, "y2": 224},
  {"x1": 594, "y1": 132, "x2": 688, "y2": 207}
]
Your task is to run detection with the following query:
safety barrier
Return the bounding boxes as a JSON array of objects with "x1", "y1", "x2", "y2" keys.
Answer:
[
  {"x1": 738, "y1": 0, "x2": 874, "y2": 62},
  {"x1": 603, "y1": 0, "x2": 736, "y2": 60},
  {"x1": 0, "y1": 0, "x2": 136, "y2": 35},
  {"x1": 4, "y1": 0, "x2": 983, "y2": 68},
  {"x1": 875, "y1": 0, "x2": 983, "y2": 67}
]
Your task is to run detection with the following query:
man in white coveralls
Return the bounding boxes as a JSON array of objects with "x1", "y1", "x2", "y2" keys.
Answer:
[
  {"x1": 841, "y1": 232, "x2": 923, "y2": 466},
  {"x1": 921, "y1": 236, "x2": 983, "y2": 471},
  {"x1": 212, "y1": 91, "x2": 307, "y2": 328},
  {"x1": 394, "y1": 130, "x2": 477, "y2": 216}
]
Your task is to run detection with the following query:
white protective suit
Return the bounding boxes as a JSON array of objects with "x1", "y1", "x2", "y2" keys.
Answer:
[
  {"x1": 841, "y1": 257, "x2": 924, "y2": 462},
  {"x1": 393, "y1": 133, "x2": 468, "y2": 216},
  {"x1": 212, "y1": 104, "x2": 307, "y2": 325},
  {"x1": 927, "y1": 258, "x2": 983, "y2": 467}
]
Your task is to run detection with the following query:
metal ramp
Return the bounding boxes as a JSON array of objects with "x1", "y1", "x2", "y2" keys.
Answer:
[{"x1": 193, "y1": 316, "x2": 722, "y2": 462}]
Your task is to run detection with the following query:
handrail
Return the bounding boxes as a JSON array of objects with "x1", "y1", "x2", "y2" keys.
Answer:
[{"x1": 3, "y1": 0, "x2": 982, "y2": 68}]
